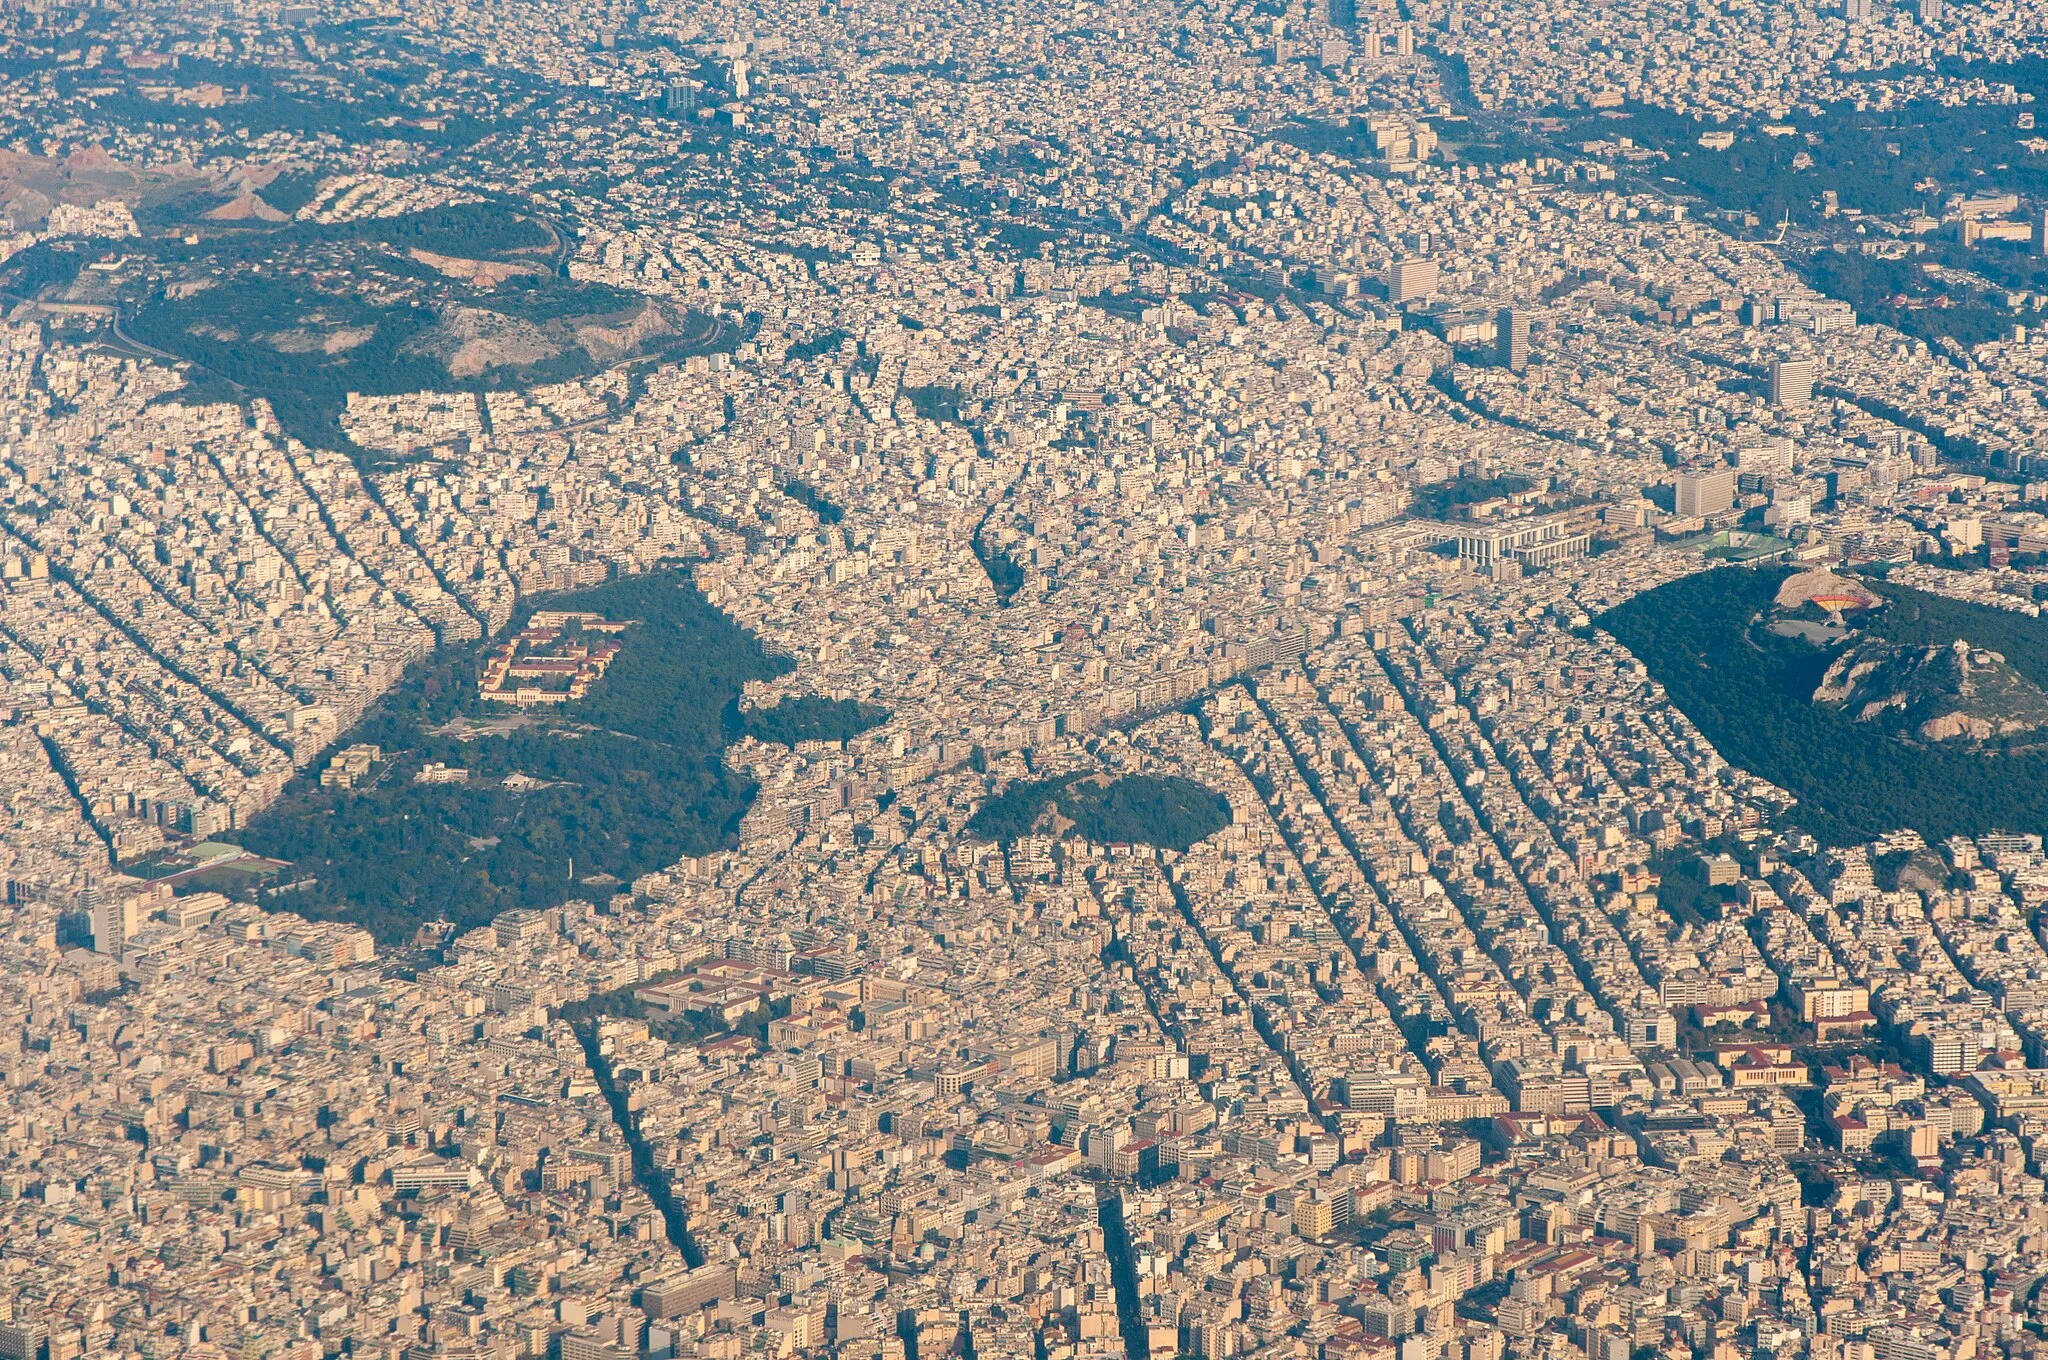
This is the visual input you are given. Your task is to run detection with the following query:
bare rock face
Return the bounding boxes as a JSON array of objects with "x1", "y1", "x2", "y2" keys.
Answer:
[
  {"x1": 1815, "y1": 636, "x2": 2048, "y2": 747},
  {"x1": 402, "y1": 298, "x2": 684, "y2": 380},
  {"x1": 407, "y1": 305, "x2": 561, "y2": 379},
  {"x1": 1915, "y1": 710, "x2": 1993, "y2": 744},
  {"x1": 204, "y1": 193, "x2": 288, "y2": 223},
  {"x1": 573, "y1": 301, "x2": 677, "y2": 364}
]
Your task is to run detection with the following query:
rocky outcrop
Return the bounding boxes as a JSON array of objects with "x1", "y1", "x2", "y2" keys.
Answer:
[
  {"x1": 204, "y1": 192, "x2": 288, "y2": 223},
  {"x1": 1815, "y1": 636, "x2": 2048, "y2": 746}
]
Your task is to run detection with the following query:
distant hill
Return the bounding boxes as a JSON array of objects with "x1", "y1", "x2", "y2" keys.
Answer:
[
  {"x1": 1600, "y1": 564, "x2": 2048, "y2": 846},
  {"x1": 18, "y1": 199, "x2": 742, "y2": 457}
]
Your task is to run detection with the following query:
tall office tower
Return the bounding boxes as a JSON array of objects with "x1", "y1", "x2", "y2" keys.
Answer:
[
  {"x1": 1769, "y1": 357, "x2": 1815, "y2": 409},
  {"x1": 1676, "y1": 468, "x2": 1737, "y2": 519},
  {"x1": 90, "y1": 893, "x2": 141, "y2": 956},
  {"x1": 1386, "y1": 257, "x2": 1440, "y2": 304},
  {"x1": 1497, "y1": 308, "x2": 1530, "y2": 372},
  {"x1": 2034, "y1": 206, "x2": 2048, "y2": 258},
  {"x1": 1916, "y1": 0, "x2": 1943, "y2": 21},
  {"x1": 0, "y1": 1321, "x2": 49, "y2": 1360}
]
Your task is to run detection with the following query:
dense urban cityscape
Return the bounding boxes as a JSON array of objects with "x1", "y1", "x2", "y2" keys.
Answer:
[{"x1": 15, "y1": 1, "x2": 2048, "y2": 1359}]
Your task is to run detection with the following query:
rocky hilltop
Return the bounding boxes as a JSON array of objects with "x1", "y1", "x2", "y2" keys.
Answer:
[{"x1": 1814, "y1": 636, "x2": 2048, "y2": 745}]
